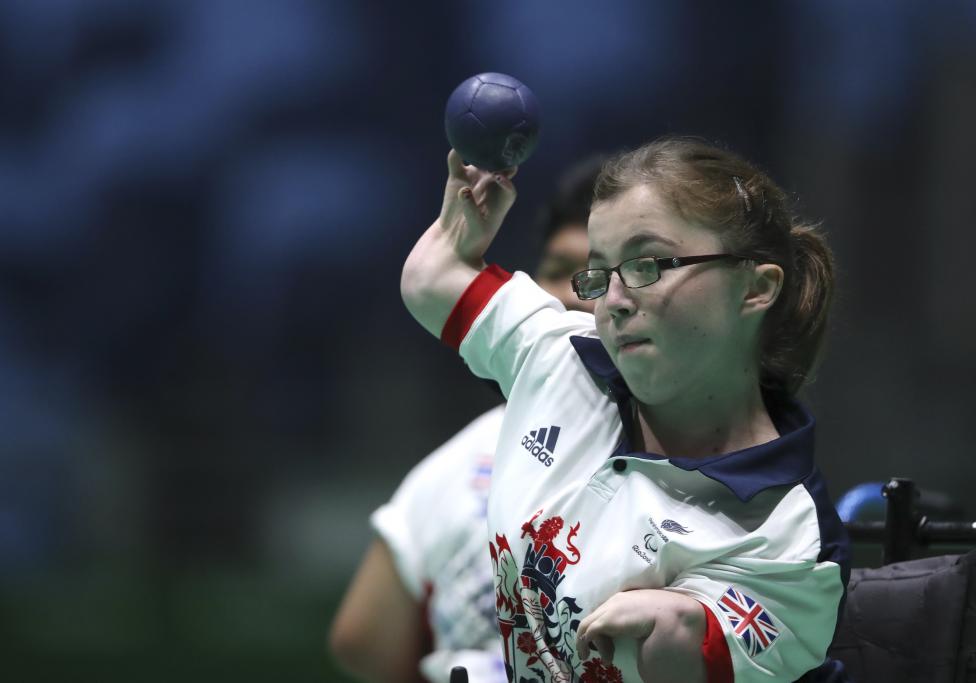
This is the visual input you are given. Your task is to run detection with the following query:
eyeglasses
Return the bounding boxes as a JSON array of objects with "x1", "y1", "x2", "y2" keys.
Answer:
[{"x1": 571, "y1": 254, "x2": 751, "y2": 300}]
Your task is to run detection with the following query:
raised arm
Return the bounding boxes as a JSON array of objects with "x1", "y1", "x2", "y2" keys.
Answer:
[{"x1": 401, "y1": 149, "x2": 517, "y2": 337}]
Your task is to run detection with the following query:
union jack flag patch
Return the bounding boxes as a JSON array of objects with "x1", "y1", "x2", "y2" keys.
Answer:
[{"x1": 718, "y1": 586, "x2": 780, "y2": 657}]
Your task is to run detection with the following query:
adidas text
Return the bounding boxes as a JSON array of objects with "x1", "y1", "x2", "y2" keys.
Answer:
[{"x1": 520, "y1": 425, "x2": 560, "y2": 467}]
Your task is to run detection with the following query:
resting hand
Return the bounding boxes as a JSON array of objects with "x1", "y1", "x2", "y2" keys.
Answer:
[{"x1": 575, "y1": 589, "x2": 706, "y2": 683}]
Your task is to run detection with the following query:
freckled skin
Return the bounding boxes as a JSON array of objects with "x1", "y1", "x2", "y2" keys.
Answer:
[
  {"x1": 587, "y1": 185, "x2": 754, "y2": 409},
  {"x1": 586, "y1": 184, "x2": 784, "y2": 457}
]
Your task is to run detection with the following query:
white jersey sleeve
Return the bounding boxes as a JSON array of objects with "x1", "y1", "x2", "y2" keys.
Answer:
[
  {"x1": 455, "y1": 270, "x2": 593, "y2": 399},
  {"x1": 370, "y1": 405, "x2": 505, "y2": 599},
  {"x1": 665, "y1": 484, "x2": 846, "y2": 682}
]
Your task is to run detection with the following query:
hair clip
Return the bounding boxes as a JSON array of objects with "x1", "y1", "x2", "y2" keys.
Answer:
[{"x1": 732, "y1": 176, "x2": 753, "y2": 213}]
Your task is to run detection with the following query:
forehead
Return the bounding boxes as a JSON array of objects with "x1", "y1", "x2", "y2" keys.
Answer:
[{"x1": 587, "y1": 184, "x2": 719, "y2": 258}]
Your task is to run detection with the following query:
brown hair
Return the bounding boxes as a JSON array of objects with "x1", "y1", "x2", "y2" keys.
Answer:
[{"x1": 593, "y1": 136, "x2": 834, "y2": 396}]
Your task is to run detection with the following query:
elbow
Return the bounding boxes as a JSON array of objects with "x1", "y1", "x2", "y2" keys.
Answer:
[
  {"x1": 329, "y1": 616, "x2": 422, "y2": 683},
  {"x1": 329, "y1": 618, "x2": 423, "y2": 683},
  {"x1": 400, "y1": 219, "x2": 487, "y2": 340},
  {"x1": 400, "y1": 222, "x2": 440, "y2": 309},
  {"x1": 400, "y1": 234, "x2": 440, "y2": 321},
  {"x1": 400, "y1": 258, "x2": 425, "y2": 317},
  {"x1": 328, "y1": 616, "x2": 372, "y2": 679},
  {"x1": 401, "y1": 242, "x2": 475, "y2": 340},
  {"x1": 400, "y1": 262, "x2": 438, "y2": 338}
]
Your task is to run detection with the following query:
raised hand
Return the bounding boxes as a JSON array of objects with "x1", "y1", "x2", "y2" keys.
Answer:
[{"x1": 438, "y1": 149, "x2": 517, "y2": 267}]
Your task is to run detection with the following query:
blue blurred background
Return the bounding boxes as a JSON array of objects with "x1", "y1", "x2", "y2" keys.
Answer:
[{"x1": 1, "y1": 1, "x2": 975, "y2": 680}]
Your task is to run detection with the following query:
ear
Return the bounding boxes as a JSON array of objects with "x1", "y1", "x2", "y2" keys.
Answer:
[{"x1": 741, "y1": 262, "x2": 784, "y2": 316}]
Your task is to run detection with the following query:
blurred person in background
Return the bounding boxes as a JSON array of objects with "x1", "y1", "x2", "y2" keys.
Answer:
[{"x1": 329, "y1": 158, "x2": 604, "y2": 683}]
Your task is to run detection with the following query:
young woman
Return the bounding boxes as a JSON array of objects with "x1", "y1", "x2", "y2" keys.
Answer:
[{"x1": 401, "y1": 137, "x2": 849, "y2": 683}]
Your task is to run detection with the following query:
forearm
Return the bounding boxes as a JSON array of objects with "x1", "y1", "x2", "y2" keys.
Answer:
[
  {"x1": 401, "y1": 150, "x2": 517, "y2": 338},
  {"x1": 636, "y1": 596, "x2": 707, "y2": 683},
  {"x1": 401, "y1": 217, "x2": 483, "y2": 338},
  {"x1": 329, "y1": 540, "x2": 428, "y2": 683}
]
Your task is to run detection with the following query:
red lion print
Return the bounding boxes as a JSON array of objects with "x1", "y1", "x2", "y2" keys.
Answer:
[
  {"x1": 520, "y1": 509, "x2": 581, "y2": 576},
  {"x1": 488, "y1": 509, "x2": 622, "y2": 682}
]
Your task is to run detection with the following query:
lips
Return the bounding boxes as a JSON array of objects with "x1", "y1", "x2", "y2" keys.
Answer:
[{"x1": 616, "y1": 335, "x2": 651, "y2": 352}]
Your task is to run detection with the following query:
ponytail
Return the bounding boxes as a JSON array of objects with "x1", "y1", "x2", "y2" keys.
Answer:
[{"x1": 760, "y1": 222, "x2": 835, "y2": 396}]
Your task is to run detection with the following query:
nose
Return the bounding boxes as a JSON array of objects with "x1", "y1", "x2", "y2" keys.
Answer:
[{"x1": 603, "y1": 270, "x2": 634, "y2": 319}]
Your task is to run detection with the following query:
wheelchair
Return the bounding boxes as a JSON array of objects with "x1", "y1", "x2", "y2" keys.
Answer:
[{"x1": 826, "y1": 478, "x2": 976, "y2": 682}]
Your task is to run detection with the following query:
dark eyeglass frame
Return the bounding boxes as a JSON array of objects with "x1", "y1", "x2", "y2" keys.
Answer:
[{"x1": 571, "y1": 254, "x2": 752, "y2": 300}]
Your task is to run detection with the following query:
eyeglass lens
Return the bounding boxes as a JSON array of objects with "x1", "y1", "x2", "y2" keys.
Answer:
[{"x1": 574, "y1": 258, "x2": 661, "y2": 299}]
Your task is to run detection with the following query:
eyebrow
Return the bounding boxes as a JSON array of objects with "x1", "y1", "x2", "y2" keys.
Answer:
[{"x1": 588, "y1": 230, "x2": 679, "y2": 262}]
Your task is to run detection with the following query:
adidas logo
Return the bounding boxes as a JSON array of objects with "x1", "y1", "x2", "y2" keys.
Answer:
[{"x1": 520, "y1": 425, "x2": 560, "y2": 467}]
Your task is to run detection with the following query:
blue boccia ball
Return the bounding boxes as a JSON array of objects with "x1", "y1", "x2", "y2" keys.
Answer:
[{"x1": 444, "y1": 72, "x2": 540, "y2": 172}]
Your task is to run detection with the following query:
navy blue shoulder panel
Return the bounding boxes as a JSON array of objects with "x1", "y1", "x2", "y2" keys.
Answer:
[
  {"x1": 569, "y1": 335, "x2": 631, "y2": 397},
  {"x1": 802, "y1": 467, "x2": 851, "y2": 635},
  {"x1": 801, "y1": 468, "x2": 851, "y2": 583}
]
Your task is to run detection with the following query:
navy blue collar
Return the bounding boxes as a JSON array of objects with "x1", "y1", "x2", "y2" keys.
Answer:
[{"x1": 569, "y1": 335, "x2": 815, "y2": 502}]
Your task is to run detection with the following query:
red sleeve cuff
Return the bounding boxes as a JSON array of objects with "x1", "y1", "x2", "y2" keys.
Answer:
[
  {"x1": 440, "y1": 264, "x2": 513, "y2": 350},
  {"x1": 700, "y1": 603, "x2": 734, "y2": 683}
]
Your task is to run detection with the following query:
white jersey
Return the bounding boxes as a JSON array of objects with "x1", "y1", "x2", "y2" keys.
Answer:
[
  {"x1": 447, "y1": 266, "x2": 850, "y2": 683},
  {"x1": 371, "y1": 405, "x2": 508, "y2": 683}
]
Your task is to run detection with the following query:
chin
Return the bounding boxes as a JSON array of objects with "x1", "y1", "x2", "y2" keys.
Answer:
[
  {"x1": 615, "y1": 360, "x2": 664, "y2": 402},
  {"x1": 626, "y1": 379, "x2": 664, "y2": 402}
]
